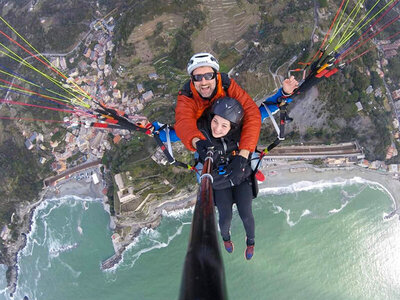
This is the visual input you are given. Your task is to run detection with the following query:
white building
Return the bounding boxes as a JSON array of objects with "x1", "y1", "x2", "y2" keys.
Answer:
[
  {"x1": 142, "y1": 90, "x2": 154, "y2": 102},
  {"x1": 355, "y1": 101, "x2": 363, "y2": 111},
  {"x1": 92, "y1": 173, "x2": 100, "y2": 184}
]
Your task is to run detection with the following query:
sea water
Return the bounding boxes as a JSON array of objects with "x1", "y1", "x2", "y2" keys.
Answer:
[{"x1": 2, "y1": 177, "x2": 400, "y2": 300}]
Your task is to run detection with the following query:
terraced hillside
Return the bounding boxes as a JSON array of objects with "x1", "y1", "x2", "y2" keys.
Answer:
[
  {"x1": 125, "y1": 0, "x2": 259, "y2": 65},
  {"x1": 193, "y1": 0, "x2": 260, "y2": 52}
]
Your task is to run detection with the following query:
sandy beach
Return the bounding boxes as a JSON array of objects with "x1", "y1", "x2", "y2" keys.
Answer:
[
  {"x1": 258, "y1": 162, "x2": 400, "y2": 213},
  {"x1": 45, "y1": 178, "x2": 104, "y2": 201}
]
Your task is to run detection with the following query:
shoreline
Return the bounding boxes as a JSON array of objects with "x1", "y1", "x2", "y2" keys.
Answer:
[
  {"x1": 4, "y1": 162, "x2": 400, "y2": 294},
  {"x1": 2, "y1": 188, "x2": 51, "y2": 297},
  {"x1": 3, "y1": 178, "x2": 105, "y2": 297},
  {"x1": 258, "y1": 162, "x2": 400, "y2": 214}
]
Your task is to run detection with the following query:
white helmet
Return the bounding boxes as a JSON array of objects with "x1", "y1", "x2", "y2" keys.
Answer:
[{"x1": 187, "y1": 52, "x2": 219, "y2": 75}]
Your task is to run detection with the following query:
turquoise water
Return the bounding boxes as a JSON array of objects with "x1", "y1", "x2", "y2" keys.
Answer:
[{"x1": 1, "y1": 177, "x2": 400, "y2": 300}]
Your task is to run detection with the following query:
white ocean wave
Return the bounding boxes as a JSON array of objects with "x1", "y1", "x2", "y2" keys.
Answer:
[
  {"x1": 271, "y1": 204, "x2": 312, "y2": 227},
  {"x1": 162, "y1": 207, "x2": 194, "y2": 218},
  {"x1": 367, "y1": 182, "x2": 396, "y2": 208},
  {"x1": 259, "y1": 176, "x2": 396, "y2": 212},
  {"x1": 21, "y1": 196, "x2": 99, "y2": 255},
  {"x1": 83, "y1": 201, "x2": 89, "y2": 210},
  {"x1": 260, "y1": 176, "x2": 370, "y2": 195},
  {"x1": 21, "y1": 201, "x2": 50, "y2": 257},
  {"x1": 13, "y1": 196, "x2": 100, "y2": 299},
  {"x1": 329, "y1": 201, "x2": 348, "y2": 214},
  {"x1": 41, "y1": 200, "x2": 63, "y2": 218},
  {"x1": 47, "y1": 224, "x2": 78, "y2": 258},
  {"x1": 105, "y1": 221, "x2": 189, "y2": 272},
  {"x1": 77, "y1": 226, "x2": 83, "y2": 235},
  {"x1": 49, "y1": 243, "x2": 78, "y2": 258},
  {"x1": 45, "y1": 195, "x2": 102, "y2": 203},
  {"x1": 328, "y1": 187, "x2": 366, "y2": 214},
  {"x1": 127, "y1": 223, "x2": 186, "y2": 268}
]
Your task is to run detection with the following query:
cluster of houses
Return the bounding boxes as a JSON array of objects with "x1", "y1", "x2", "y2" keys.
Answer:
[
  {"x1": 358, "y1": 158, "x2": 400, "y2": 176},
  {"x1": 23, "y1": 16, "x2": 162, "y2": 174},
  {"x1": 378, "y1": 39, "x2": 400, "y2": 60}
]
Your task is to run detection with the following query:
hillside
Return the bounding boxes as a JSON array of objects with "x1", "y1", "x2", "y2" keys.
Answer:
[{"x1": 1, "y1": 0, "x2": 400, "y2": 271}]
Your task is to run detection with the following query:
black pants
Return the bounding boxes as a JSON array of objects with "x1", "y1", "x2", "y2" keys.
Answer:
[{"x1": 214, "y1": 180, "x2": 255, "y2": 246}]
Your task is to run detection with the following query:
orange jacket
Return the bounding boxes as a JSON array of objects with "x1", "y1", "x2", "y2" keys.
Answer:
[{"x1": 175, "y1": 73, "x2": 261, "y2": 152}]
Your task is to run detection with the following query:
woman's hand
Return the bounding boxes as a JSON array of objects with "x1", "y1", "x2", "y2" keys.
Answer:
[{"x1": 226, "y1": 156, "x2": 251, "y2": 186}]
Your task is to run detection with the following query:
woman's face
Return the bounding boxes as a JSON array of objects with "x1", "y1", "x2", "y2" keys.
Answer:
[{"x1": 211, "y1": 115, "x2": 231, "y2": 138}]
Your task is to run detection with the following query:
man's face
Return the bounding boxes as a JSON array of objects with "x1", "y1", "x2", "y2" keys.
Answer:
[{"x1": 192, "y1": 66, "x2": 216, "y2": 98}]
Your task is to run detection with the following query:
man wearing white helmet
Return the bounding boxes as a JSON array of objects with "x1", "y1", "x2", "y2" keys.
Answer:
[{"x1": 175, "y1": 52, "x2": 262, "y2": 185}]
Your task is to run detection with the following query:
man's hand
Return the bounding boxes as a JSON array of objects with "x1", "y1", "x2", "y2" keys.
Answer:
[
  {"x1": 282, "y1": 75, "x2": 299, "y2": 95},
  {"x1": 226, "y1": 156, "x2": 251, "y2": 186},
  {"x1": 195, "y1": 139, "x2": 214, "y2": 162}
]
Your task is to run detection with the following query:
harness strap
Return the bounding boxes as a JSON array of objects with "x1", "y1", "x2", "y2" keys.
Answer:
[{"x1": 93, "y1": 105, "x2": 197, "y2": 173}]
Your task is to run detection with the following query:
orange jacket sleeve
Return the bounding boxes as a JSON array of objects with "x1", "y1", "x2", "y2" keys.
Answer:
[
  {"x1": 175, "y1": 93, "x2": 206, "y2": 151},
  {"x1": 227, "y1": 79, "x2": 261, "y2": 152}
]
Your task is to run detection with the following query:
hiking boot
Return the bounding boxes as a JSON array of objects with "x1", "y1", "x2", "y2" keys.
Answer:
[
  {"x1": 223, "y1": 240, "x2": 234, "y2": 253},
  {"x1": 245, "y1": 245, "x2": 254, "y2": 260}
]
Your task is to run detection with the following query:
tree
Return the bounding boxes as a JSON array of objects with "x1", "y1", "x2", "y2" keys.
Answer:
[
  {"x1": 169, "y1": 29, "x2": 193, "y2": 69},
  {"x1": 370, "y1": 71, "x2": 383, "y2": 88},
  {"x1": 154, "y1": 22, "x2": 163, "y2": 36},
  {"x1": 318, "y1": 0, "x2": 328, "y2": 8},
  {"x1": 387, "y1": 58, "x2": 400, "y2": 80}
]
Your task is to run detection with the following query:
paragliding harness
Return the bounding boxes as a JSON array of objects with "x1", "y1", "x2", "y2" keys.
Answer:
[
  {"x1": 91, "y1": 101, "x2": 199, "y2": 174},
  {"x1": 251, "y1": 93, "x2": 293, "y2": 198}
]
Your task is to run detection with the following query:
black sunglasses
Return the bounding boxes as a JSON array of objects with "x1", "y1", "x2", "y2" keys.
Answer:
[{"x1": 191, "y1": 72, "x2": 216, "y2": 82}]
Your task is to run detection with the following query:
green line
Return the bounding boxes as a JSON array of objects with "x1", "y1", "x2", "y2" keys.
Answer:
[
  {"x1": 335, "y1": 0, "x2": 395, "y2": 51},
  {"x1": 0, "y1": 16, "x2": 93, "y2": 102},
  {"x1": 330, "y1": 0, "x2": 363, "y2": 46},
  {"x1": 335, "y1": 0, "x2": 377, "y2": 49},
  {"x1": 0, "y1": 68, "x2": 73, "y2": 101},
  {"x1": 0, "y1": 83, "x2": 69, "y2": 103},
  {"x1": 0, "y1": 71, "x2": 74, "y2": 103},
  {"x1": 330, "y1": 0, "x2": 352, "y2": 43},
  {"x1": 0, "y1": 43, "x2": 88, "y2": 107},
  {"x1": 0, "y1": 68, "x2": 41, "y2": 89}
]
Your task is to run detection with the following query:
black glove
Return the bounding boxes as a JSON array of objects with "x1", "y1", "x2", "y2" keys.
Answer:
[
  {"x1": 226, "y1": 155, "x2": 251, "y2": 186},
  {"x1": 211, "y1": 169, "x2": 232, "y2": 190},
  {"x1": 195, "y1": 139, "x2": 214, "y2": 162}
]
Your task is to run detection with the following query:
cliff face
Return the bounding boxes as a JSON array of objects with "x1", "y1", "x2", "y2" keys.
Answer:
[{"x1": 1, "y1": 196, "x2": 44, "y2": 296}]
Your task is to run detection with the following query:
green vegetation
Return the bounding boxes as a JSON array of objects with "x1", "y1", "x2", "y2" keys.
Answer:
[
  {"x1": 114, "y1": 0, "x2": 202, "y2": 45},
  {"x1": 311, "y1": 158, "x2": 324, "y2": 166},
  {"x1": 0, "y1": 133, "x2": 45, "y2": 224},
  {"x1": 315, "y1": 59, "x2": 392, "y2": 160},
  {"x1": 318, "y1": 0, "x2": 328, "y2": 8},
  {"x1": 169, "y1": 29, "x2": 193, "y2": 69},
  {"x1": 102, "y1": 134, "x2": 196, "y2": 195},
  {"x1": 2, "y1": 0, "x2": 400, "y2": 268},
  {"x1": 212, "y1": 43, "x2": 241, "y2": 73},
  {"x1": 50, "y1": 130, "x2": 66, "y2": 142}
]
